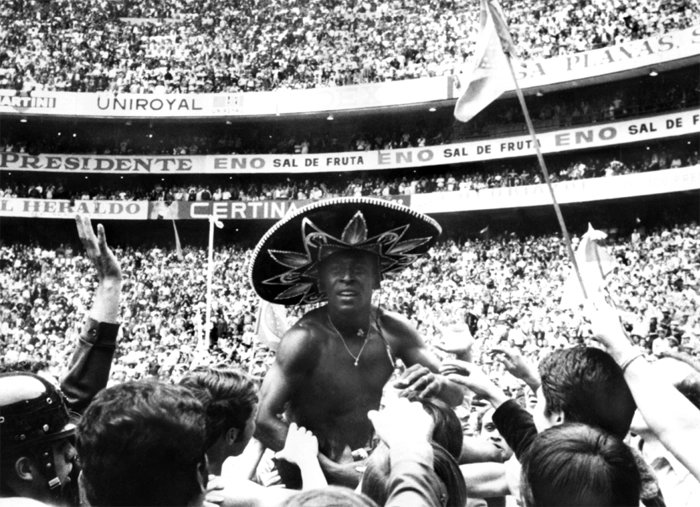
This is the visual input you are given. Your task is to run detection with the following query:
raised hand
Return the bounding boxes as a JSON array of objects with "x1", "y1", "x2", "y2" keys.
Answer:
[
  {"x1": 275, "y1": 422, "x2": 319, "y2": 466},
  {"x1": 394, "y1": 364, "x2": 443, "y2": 399},
  {"x1": 440, "y1": 359, "x2": 510, "y2": 408},
  {"x1": 368, "y1": 397, "x2": 434, "y2": 448},
  {"x1": 76, "y1": 214, "x2": 122, "y2": 323},
  {"x1": 435, "y1": 323, "x2": 475, "y2": 359},
  {"x1": 75, "y1": 215, "x2": 122, "y2": 283},
  {"x1": 490, "y1": 346, "x2": 540, "y2": 392}
]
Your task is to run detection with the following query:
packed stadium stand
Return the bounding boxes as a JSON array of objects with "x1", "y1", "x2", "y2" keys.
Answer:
[{"x1": 1, "y1": 4, "x2": 699, "y2": 412}]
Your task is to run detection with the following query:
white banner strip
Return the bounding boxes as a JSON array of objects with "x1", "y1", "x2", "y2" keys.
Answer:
[
  {"x1": 0, "y1": 199, "x2": 149, "y2": 219},
  {"x1": 0, "y1": 167, "x2": 697, "y2": 219},
  {"x1": 1, "y1": 108, "x2": 698, "y2": 174},
  {"x1": 412, "y1": 165, "x2": 700, "y2": 213}
]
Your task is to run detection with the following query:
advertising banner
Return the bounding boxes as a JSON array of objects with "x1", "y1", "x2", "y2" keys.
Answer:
[
  {"x1": 467, "y1": 25, "x2": 700, "y2": 95},
  {"x1": 0, "y1": 168, "x2": 696, "y2": 219},
  {"x1": 149, "y1": 195, "x2": 411, "y2": 220},
  {"x1": 2, "y1": 109, "x2": 698, "y2": 174},
  {"x1": 0, "y1": 199, "x2": 149, "y2": 219}
]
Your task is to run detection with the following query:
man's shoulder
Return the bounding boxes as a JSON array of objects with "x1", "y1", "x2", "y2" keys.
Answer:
[
  {"x1": 376, "y1": 307, "x2": 422, "y2": 352},
  {"x1": 292, "y1": 307, "x2": 329, "y2": 337},
  {"x1": 277, "y1": 307, "x2": 328, "y2": 355},
  {"x1": 377, "y1": 307, "x2": 416, "y2": 333}
]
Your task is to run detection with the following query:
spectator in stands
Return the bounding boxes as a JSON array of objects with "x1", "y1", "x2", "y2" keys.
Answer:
[{"x1": 1, "y1": 0, "x2": 699, "y2": 93}]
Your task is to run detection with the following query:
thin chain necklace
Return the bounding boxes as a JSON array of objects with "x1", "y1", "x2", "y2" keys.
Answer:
[{"x1": 327, "y1": 312, "x2": 372, "y2": 367}]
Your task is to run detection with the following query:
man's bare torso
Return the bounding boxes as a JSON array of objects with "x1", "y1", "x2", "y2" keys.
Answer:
[{"x1": 286, "y1": 306, "x2": 395, "y2": 460}]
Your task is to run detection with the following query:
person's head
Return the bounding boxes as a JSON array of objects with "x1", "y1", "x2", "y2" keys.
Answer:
[
  {"x1": 76, "y1": 380, "x2": 208, "y2": 507},
  {"x1": 362, "y1": 442, "x2": 467, "y2": 507},
  {"x1": 319, "y1": 249, "x2": 380, "y2": 312},
  {"x1": 282, "y1": 485, "x2": 379, "y2": 507},
  {"x1": 534, "y1": 347, "x2": 636, "y2": 439},
  {"x1": 0, "y1": 373, "x2": 77, "y2": 504},
  {"x1": 250, "y1": 197, "x2": 441, "y2": 307},
  {"x1": 406, "y1": 393, "x2": 463, "y2": 461},
  {"x1": 521, "y1": 423, "x2": 641, "y2": 507},
  {"x1": 179, "y1": 366, "x2": 259, "y2": 458},
  {"x1": 476, "y1": 407, "x2": 514, "y2": 462}
]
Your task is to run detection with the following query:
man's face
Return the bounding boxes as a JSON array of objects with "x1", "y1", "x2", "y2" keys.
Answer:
[
  {"x1": 319, "y1": 250, "x2": 377, "y2": 311},
  {"x1": 479, "y1": 408, "x2": 513, "y2": 461}
]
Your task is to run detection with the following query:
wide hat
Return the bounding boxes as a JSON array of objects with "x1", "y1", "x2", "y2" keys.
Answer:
[{"x1": 250, "y1": 197, "x2": 441, "y2": 306}]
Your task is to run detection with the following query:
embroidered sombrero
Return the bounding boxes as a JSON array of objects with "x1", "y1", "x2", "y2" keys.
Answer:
[{"x1": 250, "y1": 197, "x2": 442, "y2": 306}]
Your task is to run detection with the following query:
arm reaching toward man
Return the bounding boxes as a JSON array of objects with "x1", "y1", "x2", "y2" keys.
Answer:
[{"x1": 587, "y1": 295, "x2": 700, "y2": 482}]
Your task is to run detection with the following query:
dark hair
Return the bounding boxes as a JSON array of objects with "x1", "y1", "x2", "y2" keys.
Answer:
[
  {"x1": 521, "y1": 423, "x2": 641, "y2": 507},
  {"x1": 76, "y1": 380, "x2": 207, "y2": 507},
  {"x1": 539, "y1": 347, "x2": 636, "y2": 439},
  {"x1": 675, "y1": 373, "x2": 700, "y2": 410},
  {"x1": 283, "y1": 486, "x2": 379, "y2": 507},
  {"x1": 362, "y1": 442, "x2": 467, "y2": 507},
  {"x1": 406, "y1": 393, "x2": 463, "y2": 461},
  {"x1": 179, "y1": 366, "x2": 258, "y2": 449}
]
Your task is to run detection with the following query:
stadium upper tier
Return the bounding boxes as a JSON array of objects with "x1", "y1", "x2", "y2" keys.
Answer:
[
  {"x1": 1, "y1": 63, "x2": 698, "y2": 158},
  {"x1": 0, "y1": 0, "x2": 697, "y2": 100}
]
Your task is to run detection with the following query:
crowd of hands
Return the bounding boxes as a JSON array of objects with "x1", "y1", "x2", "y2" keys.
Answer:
[{"x1": 1, "y1": 0, "x2": 698, "y2": 94}]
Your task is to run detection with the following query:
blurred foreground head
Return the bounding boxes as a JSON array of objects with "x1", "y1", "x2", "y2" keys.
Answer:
[
  {"x1": 536, "y1": 347, "x2": 636, "y2": 438},
  {"x1": 521, "y1": 423, "x2": 640, "y2": 507},
  {"x1": 77, "y1": 380, "x2": 208, "y2": 507}
]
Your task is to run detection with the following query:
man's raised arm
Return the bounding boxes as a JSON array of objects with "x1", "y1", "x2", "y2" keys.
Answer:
[{"x1": 61, "y1": 215, "x2": 122, "y2": 413}]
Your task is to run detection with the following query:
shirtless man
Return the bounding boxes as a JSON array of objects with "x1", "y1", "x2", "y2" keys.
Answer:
[{"x1": 249, "y1": 197, "x2": 463, "y2": 487}]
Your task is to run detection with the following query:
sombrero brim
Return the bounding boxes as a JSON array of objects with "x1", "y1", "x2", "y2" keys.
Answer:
[{"x1": 250, "y1": 197, "x2": 441, "y2": 306}]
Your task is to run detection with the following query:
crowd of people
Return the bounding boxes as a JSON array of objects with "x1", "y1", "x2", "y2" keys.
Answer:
[
  {"x1": 2, "y1": 65, "x2": 697, "y2": 157},
  {"x1": 1, "y1": 218, "x2": 698, "y2": 400},
  {"x1": 0, "y1": 0, "x2": 698, "y2": 94},
  {"x1": 3, "y1": 0, "x2": 700, "y2": 504},
  {"x1": 2, "y1": 139, "x2": 698, "y2": 203},
  {"x1": 2, "y1": 204, "x2": 700, "y2": 505}
]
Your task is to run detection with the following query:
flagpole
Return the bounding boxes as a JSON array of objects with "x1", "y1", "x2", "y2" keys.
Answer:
[
  {"x1": 502, "y1": 51, "x2": 588, "y2": 300},
  {"x1": 206, "y1": 216, "x2": 215, "y2": 349},
  {"x1": 171, "y1": 216, "x2": 184, "y2": 261}
]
